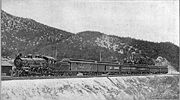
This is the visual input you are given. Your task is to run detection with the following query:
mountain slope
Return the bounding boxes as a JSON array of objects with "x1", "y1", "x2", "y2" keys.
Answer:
[
  {"x1": 53, "y1": 31, "x2": 179, "y2": 71},
  {"x1": 1, "y1": 10, "x2": 73, "y2": 57},
  {"x1": 1, "y1": 10, "x2": 179, "y2": 71}
]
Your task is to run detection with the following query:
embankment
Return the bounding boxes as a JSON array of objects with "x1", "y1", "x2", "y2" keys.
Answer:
[{"x1": 1, "y1": 75, "x2": 179, "y2": 100}]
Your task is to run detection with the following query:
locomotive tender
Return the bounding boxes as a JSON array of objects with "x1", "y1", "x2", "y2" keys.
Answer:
[{"x1": 13, "y1": 54, "x2": 168, "y2": 77}]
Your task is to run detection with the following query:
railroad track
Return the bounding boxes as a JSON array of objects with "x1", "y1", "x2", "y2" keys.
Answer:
[{"x1": 2, "y1": 74, "x2": 179, "y2": 81}]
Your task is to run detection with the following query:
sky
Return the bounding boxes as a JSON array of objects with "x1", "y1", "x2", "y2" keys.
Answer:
[{"x1": 2, "y1": 0, "x2": 179, "y2": 46}]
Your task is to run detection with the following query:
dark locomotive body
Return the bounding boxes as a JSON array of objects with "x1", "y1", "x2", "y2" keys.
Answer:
[{"x1": 13, "y1": 55, "x2": 168, "y2": 77}]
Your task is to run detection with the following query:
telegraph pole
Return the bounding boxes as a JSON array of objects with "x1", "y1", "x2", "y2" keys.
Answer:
[
  {"x1": 55, "y1": 47, "x2": 57, "y2": 59},
  {"x1": 52, "y1": 46, "x2": 57, "y2": 59},
  {"x1": 100, "y1": 50, "x2": 102, "y2": 61}
]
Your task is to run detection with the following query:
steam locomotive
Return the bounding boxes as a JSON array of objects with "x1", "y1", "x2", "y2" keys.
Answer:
[{"x1": 13, "y1": 54, "x2": 168, "y2": 77}]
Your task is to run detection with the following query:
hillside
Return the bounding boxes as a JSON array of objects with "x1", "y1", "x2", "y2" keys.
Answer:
[
  {"x1": 1, "y1": 10, "x2": 73, "y2": 57},
  {"x1": 52, "y1": 31, "x2": 179, "y2": 71},
  {"x1": 2, "y1": 75, "x2": 179, "y2": 100},
  {"x1": 1, "y1": 10, "x2": 179, "y2": 71}
]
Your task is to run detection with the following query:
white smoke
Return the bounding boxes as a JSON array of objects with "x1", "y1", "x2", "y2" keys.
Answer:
[{"x1": 155, "y1": 56, "x2": 179, "y2": 74}]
